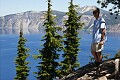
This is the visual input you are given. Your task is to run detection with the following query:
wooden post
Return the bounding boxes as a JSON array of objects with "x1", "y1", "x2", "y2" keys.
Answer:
[{"x1": 115, "y1": 58, "x2": 119, "y2": 79}]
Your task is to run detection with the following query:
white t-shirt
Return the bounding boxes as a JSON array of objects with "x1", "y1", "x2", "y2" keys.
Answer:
[{"x1": 92, "y1": 17, "x2": 107, "y2": 43}]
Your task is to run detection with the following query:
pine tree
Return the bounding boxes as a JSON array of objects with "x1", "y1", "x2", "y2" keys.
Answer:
[
  {"x1": 97, "y1": 0, "x2": 120, "y2": 18},
  {"x1": 14, "y1": 26, "x2": 30, "y2": 80},
  {"x1": 35, "y1": 0, "x2": 62, "y2": 80},
  {"x1": 61, "y1": 0, "x2": 83, "y2": 74}
]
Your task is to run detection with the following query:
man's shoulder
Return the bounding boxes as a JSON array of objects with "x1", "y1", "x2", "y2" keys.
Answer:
[{"x1": 100, "y1": 17, "x2": 106, "y2": 23}]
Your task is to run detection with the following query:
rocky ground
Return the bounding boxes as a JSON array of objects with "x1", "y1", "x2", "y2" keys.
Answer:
[{"x1": 60, "y1": 58, "x2": 120, "y2": 80}]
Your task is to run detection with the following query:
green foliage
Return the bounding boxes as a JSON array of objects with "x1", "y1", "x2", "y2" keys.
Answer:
[
  {"x1": 61, "y1": 0, "x2": 83, "y2": 75},
  {"x1": 14, "y1": 32, "x2": 30, "y2": 80},
  {"x1": 102, "y1": 53, "x2": 111, "y2": 60},
  {"x1": 35, "y1": 0, "x2": 62, "y2": 80},
  {"x1": 89, "y1": 56, "x2": 95, "y2": 62},
  {"x1": 97, "y1": 0, "x2": 120, "y2": 18},
  {"x1": 115, "y1": 49, "x2": 120, "y2": 58}
]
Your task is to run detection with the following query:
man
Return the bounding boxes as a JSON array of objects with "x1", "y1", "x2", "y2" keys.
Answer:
[{"x1": 91, "y1": 7, "x2": 107, "y2": 70}]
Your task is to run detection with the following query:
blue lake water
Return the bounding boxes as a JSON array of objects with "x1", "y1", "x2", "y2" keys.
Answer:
[{"x1": 0, "y1": 31, "x2": 120, "y2": 80}]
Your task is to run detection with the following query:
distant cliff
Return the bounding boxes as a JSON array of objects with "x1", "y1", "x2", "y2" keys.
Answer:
[
  {"x1": 0, "y1": 11, "x2": 65, "y2": 34},
  {"x1": 0, "y1": 6, "x2": 120, "y2": 34}
]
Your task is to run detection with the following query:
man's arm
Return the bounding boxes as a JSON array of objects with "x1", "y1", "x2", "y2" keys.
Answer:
[{"x1": 100, "y1": 28, "x2": 106, "y2": 45}]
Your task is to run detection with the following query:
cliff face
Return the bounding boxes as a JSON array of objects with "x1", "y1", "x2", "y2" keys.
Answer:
[
  {"x1": 0, "y1": 11, "x2": 66, "y2": 34},
  {"x1": 0, "y1": 6, "x2": 120, "y2": 34},
  {"x1": 0, "y1": 11, "x2": 50, "y2": 34}
]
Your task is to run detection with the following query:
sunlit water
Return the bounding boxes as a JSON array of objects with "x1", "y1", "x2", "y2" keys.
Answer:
[{"x1": 0, "y1": 31, "x2": 120, "y2": 80}]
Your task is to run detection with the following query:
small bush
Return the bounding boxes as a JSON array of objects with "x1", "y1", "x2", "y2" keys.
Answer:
[{"x1": 115, "y1": 49, "x2": 120, "y2": 58}]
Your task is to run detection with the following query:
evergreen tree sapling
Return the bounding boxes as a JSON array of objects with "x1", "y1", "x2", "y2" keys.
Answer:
[
  {"x1": 61, "y1": 0, "x2": 83, "y2": 74},
  {"x1": 35, "y1": 0, "x2": 62, "y2": 80},
  {"x1": 14, "y1": 28, "x2": 30, "y2": 80}
]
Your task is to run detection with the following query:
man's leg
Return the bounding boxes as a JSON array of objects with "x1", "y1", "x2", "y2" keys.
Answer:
[
  {"x1": 91, "y1": 52, "x2": 98, "y2": 62},
  {"x1": 96, "y1": 52, "x2": 102, "y2": 76},
  {"x1": 96, "y1": 52, "x2": 102, "y2": 63},
  {"x1": 91, "y1": 43, "x2": 99, "y2": 62}
]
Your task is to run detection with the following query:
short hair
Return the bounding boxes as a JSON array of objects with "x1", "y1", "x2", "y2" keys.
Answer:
[
  {"x1": 96, "y1": 7, "x2": 100, "y2": 13},
  {"x1": 93, "y1": 7, "x2": 100, "y2": 13}
]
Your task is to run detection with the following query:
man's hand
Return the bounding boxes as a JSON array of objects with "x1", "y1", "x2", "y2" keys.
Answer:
[{"x1": 99, "y1": 41, "x2": 104, "y2": 45}]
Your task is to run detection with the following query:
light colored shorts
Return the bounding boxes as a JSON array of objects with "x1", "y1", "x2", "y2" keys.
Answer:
[{"x1": 91, "y1": 43, "x2": 104, "y2": 52}]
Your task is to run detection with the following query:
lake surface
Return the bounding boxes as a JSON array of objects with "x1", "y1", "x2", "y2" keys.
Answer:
[{"x1": 0, "y1": 31, "x2": 120, "y2": 80}]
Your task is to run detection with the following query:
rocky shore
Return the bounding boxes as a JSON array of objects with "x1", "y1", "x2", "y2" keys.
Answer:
[{"x1": 60, "y1": 58, "x2": 120, "y2": 80}]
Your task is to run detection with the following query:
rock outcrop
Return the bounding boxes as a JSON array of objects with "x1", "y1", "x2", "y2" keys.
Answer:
[{"x1": 60, "y1": 58, "x2": 120, "y2": 80}]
